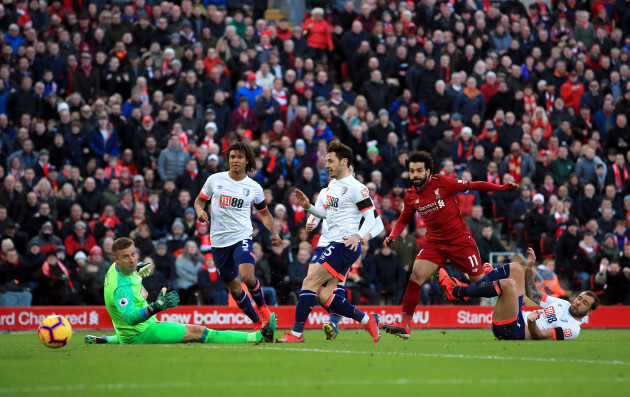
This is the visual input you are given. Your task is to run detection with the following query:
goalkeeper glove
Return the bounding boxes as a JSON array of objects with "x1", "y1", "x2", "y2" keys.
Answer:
[
  {"x1": 137, "y1": 262, "x2": 152, "y2": 278},
  {"x1": 147, "y1": 289, "x2": 180, "y2": 315}
]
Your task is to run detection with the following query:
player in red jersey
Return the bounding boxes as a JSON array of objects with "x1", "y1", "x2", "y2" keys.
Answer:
[{"x1": 382, "y1": 151, "x2": 519, "y2": 338}]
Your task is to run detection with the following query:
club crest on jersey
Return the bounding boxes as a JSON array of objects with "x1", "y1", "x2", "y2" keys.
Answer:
[
  {"x1": 243, "y1": 188, "x2": 250, "y2": 197},
  {"x1": 434, "y1": 188, "x2": 441, "y2": 199},
  {"x1": 341, "y1": 187, "x2": 348, "y2": 195}
]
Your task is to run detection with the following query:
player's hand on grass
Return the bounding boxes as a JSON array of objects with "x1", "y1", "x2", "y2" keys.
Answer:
[
  {"x1": 271, "y1": 233, "x2": 282, "y2": 247},
  {"x1": 525, "y1": 247, "x2": 536, "y2": 269},
  {"x1": 148, "y1": 288, "x2": 180, "y2": 315},
  {"x1": 294, "y1": 189, "x2": 311, "y2": 209},
  {"x1": 137, "y1": 263, "x2": 152, "y2": 278},
  {"x1": 527, "y1": 311, "x2": 541, "y2": 322},
  {"x1": 343, "y1": 234, "x2": 361, "y2": 251},
  {"x1": 383, "y1": 236, "x2": 394, "y2": 247},
  {"x1": 197, "y1": 210, "x2": 209, "y2": 223}
]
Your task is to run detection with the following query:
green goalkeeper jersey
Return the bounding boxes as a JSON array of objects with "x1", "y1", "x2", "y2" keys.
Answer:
[{"x1": 104, "y1": 263, "x2": 156, "y2": 340}]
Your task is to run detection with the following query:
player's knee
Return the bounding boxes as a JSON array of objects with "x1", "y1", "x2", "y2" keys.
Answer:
[{"x1": 499, "y1": 278, "x2": 516, "y2": 294}]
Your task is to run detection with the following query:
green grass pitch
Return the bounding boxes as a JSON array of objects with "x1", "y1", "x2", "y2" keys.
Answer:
[{"x1": 1, "y1": 329, "x2": 629, "y2": 396}]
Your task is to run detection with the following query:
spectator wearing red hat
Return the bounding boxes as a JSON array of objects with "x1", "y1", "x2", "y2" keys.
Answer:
[{"x1": 234, "y1": 72, "x2": 262, "y2": 109}]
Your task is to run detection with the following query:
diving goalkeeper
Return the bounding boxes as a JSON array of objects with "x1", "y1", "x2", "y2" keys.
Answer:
[{"x1": 84, "y1": 237, "x2": 275, "y2": 344}]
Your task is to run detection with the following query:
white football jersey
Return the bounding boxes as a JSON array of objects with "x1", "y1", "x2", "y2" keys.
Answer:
[
  {"x1": 313, "y1": 187, "x2": 330, "y2": 247},
  {"x1": 318, "y1": 175, "x2": 374, "y2": 243},
  {"x1": 199, "y1": 172, "x2": 266, "y2": 248},
  {"x1": 522, "y1": 294, "x2": 582, "y2": 341}
]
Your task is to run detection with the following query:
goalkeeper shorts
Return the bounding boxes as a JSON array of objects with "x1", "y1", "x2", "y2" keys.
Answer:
[{"x1": 123, "y1": 322, "x2": 187, "y2": 344}]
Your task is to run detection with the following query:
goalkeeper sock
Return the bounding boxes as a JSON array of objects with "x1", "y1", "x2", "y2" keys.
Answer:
[
  {"x1": 326, "y1": 294, "x2": 366, "y2": 324},
  {"x1": 235, "y1": 290, "x2": 260, "y2": 323},
  {"x1": 456, "y1": 280, "x2": 503, "y2": 298},
  {"x1": 202, "y1": 328, "x2": 260, "y2": 343},
  {"x1": 105, "y1": 335, "x2": 119, "y2": 344},
  {"x1": 292, "y1": 289, "x2": 317, "y2": 336},
  {"x1": 248, "y1": 279, "x2": 266, "y2": 307},
  {"x1": 477, "y1": 264, "x2": 511, "y2": 284}
]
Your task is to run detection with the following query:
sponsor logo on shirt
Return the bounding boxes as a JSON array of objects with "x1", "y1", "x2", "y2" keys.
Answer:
[
  {"x1": 220, "y1": 195, "x2": 232, "y2": 206},
  {"x1": 544, "y1": 307, "x2": 555, "y2": 315},
  {"x1": 564, "y1": 328, "x2": 572, "y2": 338},
  {"x1": 140, "y1": 287, "x2": 148, "y2": 300}
]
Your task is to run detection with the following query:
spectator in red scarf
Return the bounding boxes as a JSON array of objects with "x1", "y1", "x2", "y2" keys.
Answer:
[{"x1": 37, "y1": 251, "x2": 78, "y2": 305}]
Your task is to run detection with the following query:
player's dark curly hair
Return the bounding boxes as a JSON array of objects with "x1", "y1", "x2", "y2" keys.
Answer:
[
  {"x1": 225, "y1": 142, "x2": 257, "y2": 173},
  {"x1": 327, "y1": 142, "x2": 354, "y2": 166},
  {"x1": 405, "y1": 150, "x2": 434, "y2": 174}
]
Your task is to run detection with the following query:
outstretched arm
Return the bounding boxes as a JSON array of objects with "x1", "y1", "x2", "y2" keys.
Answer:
[
  {"x1": 468, "y1": 181, "x2": 520, "y2": 192},
  {"x1": 524, "y1": 247, "x2": 543, "y2": 305}
]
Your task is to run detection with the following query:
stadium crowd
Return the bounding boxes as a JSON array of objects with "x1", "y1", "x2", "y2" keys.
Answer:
[{"x1": 1, "y1": 0, "x2": 630, "y2": 308}]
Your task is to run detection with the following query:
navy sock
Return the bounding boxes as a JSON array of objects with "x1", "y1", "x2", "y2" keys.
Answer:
[
  {"x1": 328, "y1": 286, "x2": 345, "y2": 325},
  {"x1": 327, "y1": 295, "x2": 366, "y2": 324},
  {"x1": 456, "y1": 280, "x2": 503, "y2": 298},
  {"x1": 248, "y1": 279, "x2": 266, "y2": 308},
  {"x1": 292, "y1": 290, "x2": 317, "y2": 335},
  {"x1": 236, "y1": 290, "x2": 260, "y2": 323},
  {"x1": 478, "y1": 264, "x2": 510, "y2": 284}
]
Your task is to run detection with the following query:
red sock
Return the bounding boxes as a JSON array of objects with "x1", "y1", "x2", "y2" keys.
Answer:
[{"x1": 401, "y1": 281, "x2": 422, "y2": 324}]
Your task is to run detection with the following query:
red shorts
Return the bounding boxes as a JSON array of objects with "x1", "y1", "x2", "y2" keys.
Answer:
[{"x1": 415, "y1": 235, "x2": 484, "y2": 276}]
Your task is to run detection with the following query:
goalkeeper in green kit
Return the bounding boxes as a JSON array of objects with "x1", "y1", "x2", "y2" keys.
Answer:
[{"x1": 84, "y1": 237, "x2": 276, "y2": 344}]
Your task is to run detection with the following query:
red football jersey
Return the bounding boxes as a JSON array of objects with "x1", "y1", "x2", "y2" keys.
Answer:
[{"x1": 393, "y1": 175, "x2": 472, "y2": 243}]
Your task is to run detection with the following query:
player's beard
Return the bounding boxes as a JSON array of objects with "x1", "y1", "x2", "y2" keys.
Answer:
[
  {"x1": 412, "y1": 173, "x2": 429, "y2": 190},
  {"x1": 569, "y1": 305, "x2": 586, "y2": 317}
]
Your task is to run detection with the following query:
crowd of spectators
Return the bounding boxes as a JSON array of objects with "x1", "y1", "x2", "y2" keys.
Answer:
[{"x1": 1, "y1": 0, "x2": 630, "y2": 308}]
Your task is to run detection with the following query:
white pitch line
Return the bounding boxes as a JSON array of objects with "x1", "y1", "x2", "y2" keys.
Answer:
[
  {"x1": 201, "y1": 344, "x2": 630, "y2": 366},
  {"x1": 1, "y1": 377, "x2": 629, "y2": 394}
]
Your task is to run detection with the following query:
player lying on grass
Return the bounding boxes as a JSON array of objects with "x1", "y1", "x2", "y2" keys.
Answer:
[
  {"x1": 84, "y1": 237, "x2": 275, "y2": 344},
  {"x1": 382, "y1": 150, "x2": 519, "y2": 339},
  {"x1": 439, "y1": 247, "x2": 598, "y2": 340},
  {"x1": 305, "y1": 163, "x2": 385, "y2": 341}
]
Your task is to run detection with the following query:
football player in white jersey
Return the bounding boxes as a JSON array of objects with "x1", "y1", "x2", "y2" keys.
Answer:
[
  {"x1": 306, "y1": 163, "x2": 385, "y2": 340},
  {"x1": 278, "y1": 142, "x2": 381, "y2": 343},
  {"x1": 194, "y1": 143, "x2": 281, "y2": 331},
  {"x1": 439, "y1": 247, "x2": 598, "y2": 340}
]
